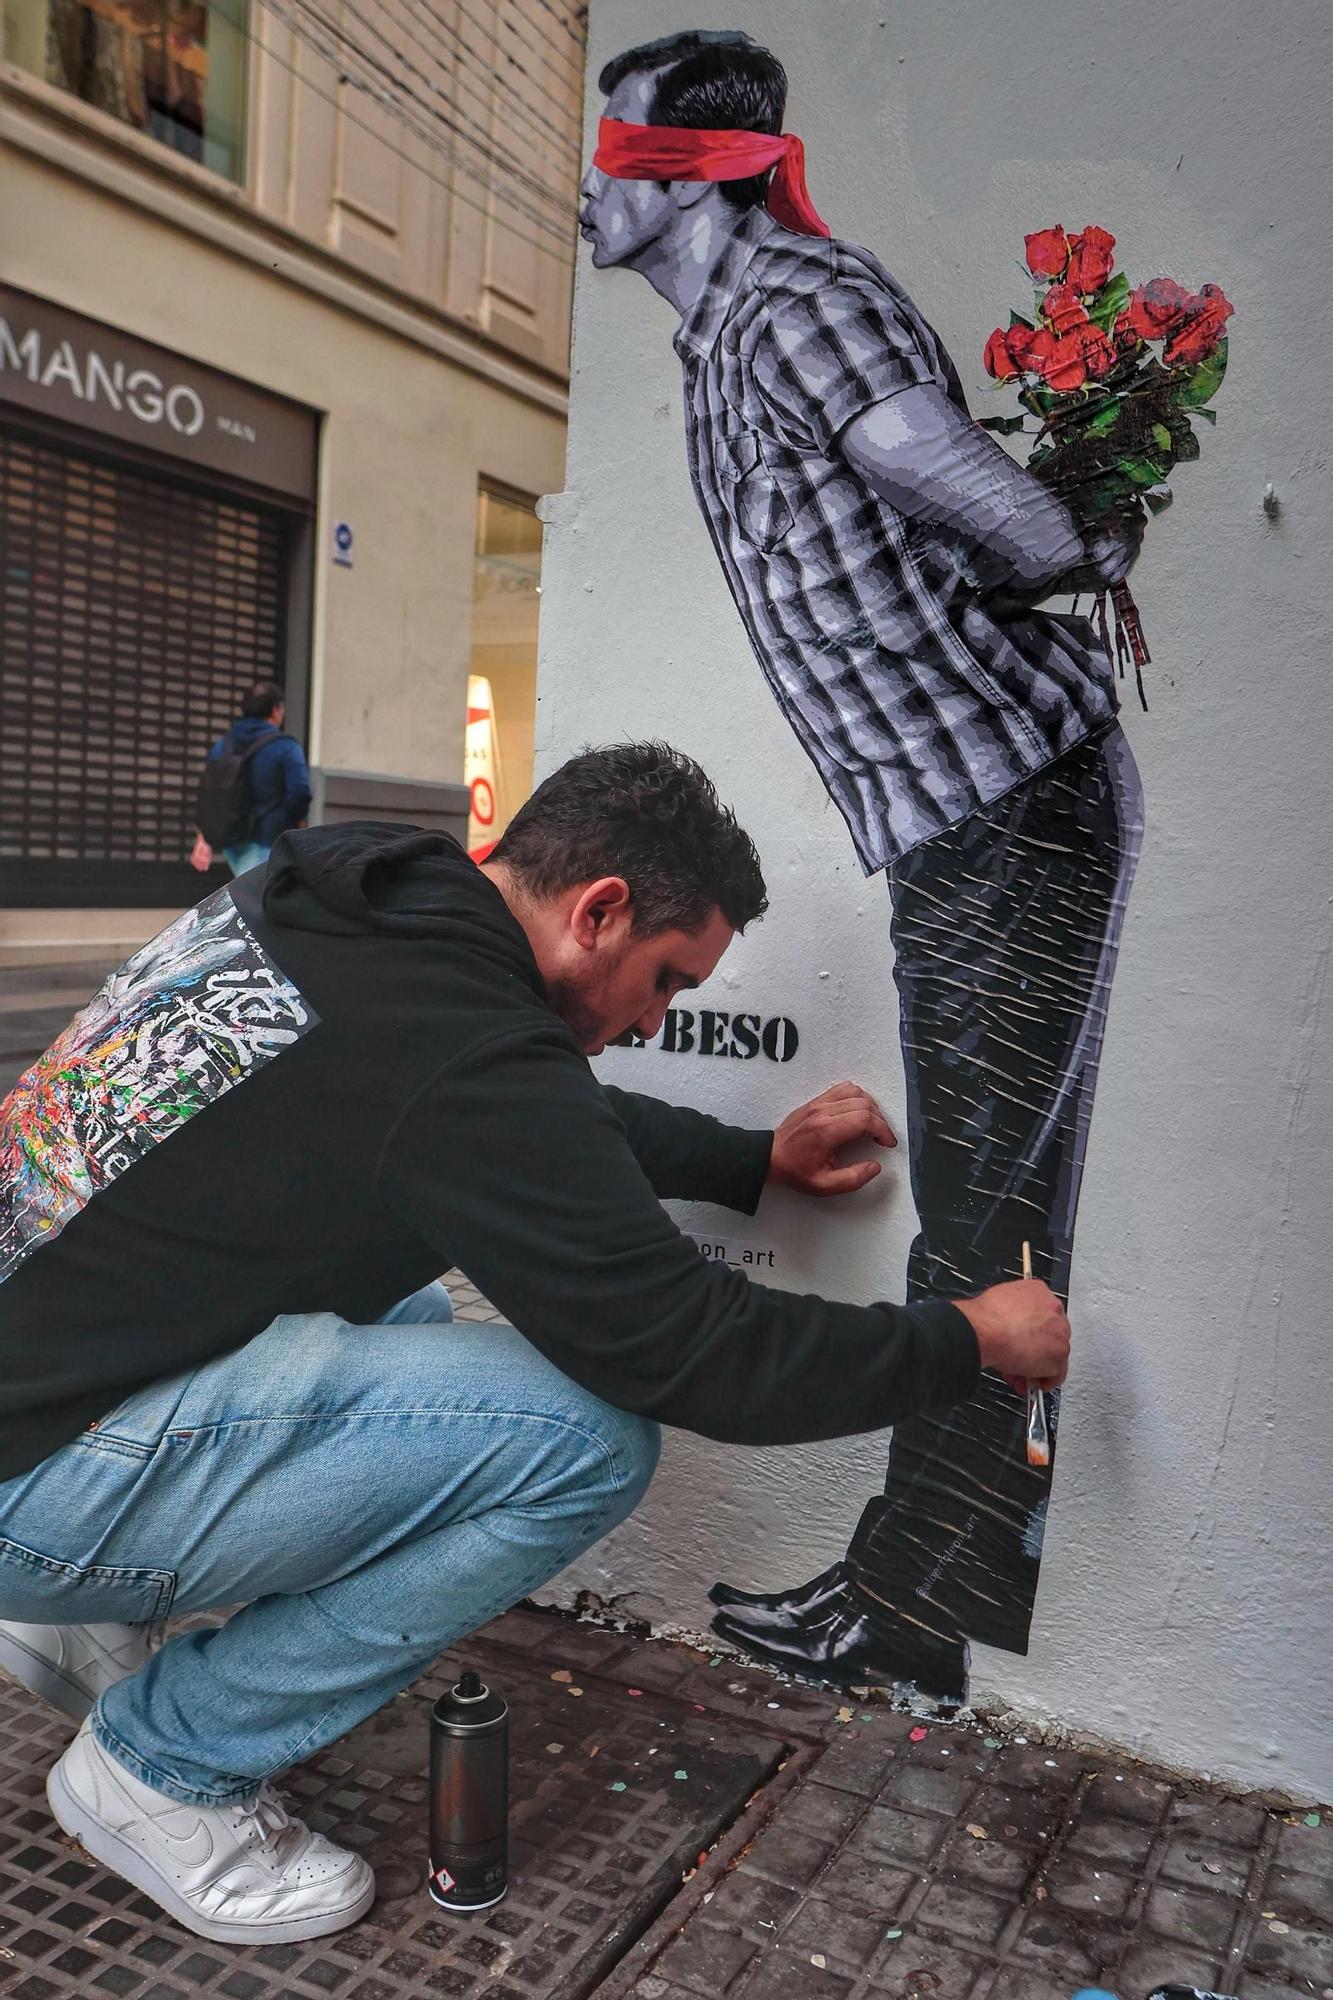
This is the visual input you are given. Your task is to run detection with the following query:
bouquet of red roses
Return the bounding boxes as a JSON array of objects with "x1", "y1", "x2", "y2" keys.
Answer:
[{"x1": 982, "y1": 224, "x2": 1233, "y2": 707}]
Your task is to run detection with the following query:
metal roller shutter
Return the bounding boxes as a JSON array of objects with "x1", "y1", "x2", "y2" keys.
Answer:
[{"x1": 0, "y1": 423, "x2": 289, "y2": 905}]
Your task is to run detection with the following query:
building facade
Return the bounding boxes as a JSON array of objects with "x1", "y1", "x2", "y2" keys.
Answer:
[{"x1": 0, "y1": 0, "x2": 575, "y2": 949}]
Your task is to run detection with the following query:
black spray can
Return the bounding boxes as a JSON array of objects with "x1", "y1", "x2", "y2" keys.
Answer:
[{"x1": 428, "y1": 1669, "x2": 508, "y2": 1911}]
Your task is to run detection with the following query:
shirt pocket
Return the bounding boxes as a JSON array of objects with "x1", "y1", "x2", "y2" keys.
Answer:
[
  {"x1": 0, "y1": 1531, "x2": 175, "y2": 1625},
  {"x1": 713, "y1": 429, "x2": 796, "y2": 554}
]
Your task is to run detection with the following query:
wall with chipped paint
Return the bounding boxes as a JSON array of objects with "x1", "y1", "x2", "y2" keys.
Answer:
[{"x1": 533, "y1": 0, "x2": 1333, "y2": 1799}]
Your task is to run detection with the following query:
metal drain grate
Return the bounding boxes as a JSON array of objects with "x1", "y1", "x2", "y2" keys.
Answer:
[{"x1": 0, "y1": 1625, "x2": 788, "y2": 1999}]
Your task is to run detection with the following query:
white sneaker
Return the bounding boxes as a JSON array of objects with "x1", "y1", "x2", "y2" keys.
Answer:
[
  {"x1": 0, "y1": 1620, "x2": 156, "y2": 1720},
  {"x1": 46, "y1": 1717, "x2": 375, "y2": 1943}
]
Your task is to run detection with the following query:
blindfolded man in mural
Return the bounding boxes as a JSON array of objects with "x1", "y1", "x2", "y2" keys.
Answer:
[{"x1": 582, "y1": 31, "x2": 1146, "y2": 1705}]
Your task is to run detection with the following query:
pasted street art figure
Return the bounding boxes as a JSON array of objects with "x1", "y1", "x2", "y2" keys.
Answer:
[{"x1": 579, "y1": 29, "x2": 1201, "y2": 1707}]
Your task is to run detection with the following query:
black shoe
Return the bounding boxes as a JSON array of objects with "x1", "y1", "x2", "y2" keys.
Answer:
[
  {"x1": 710, "y1": 1596, "x2": 970, "y2": 1708},
  {"x1": 1145, "y1": 1989, "x2": 1239, "y2": 1999},
  {"x1": 707, "y1": 1562, "x2": 848, "y2": 1621}
]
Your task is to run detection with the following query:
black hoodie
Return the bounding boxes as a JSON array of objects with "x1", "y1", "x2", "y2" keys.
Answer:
[{"x1": 0, "y1": 825, "x2": 979, "y2": 1479}]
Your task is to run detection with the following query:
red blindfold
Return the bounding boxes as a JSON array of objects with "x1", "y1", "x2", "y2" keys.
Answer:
[{"x1": 593, "y1": 119, "x2": 830, "y2": 240}]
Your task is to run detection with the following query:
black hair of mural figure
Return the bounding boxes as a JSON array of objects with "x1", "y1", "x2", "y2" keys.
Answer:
[{"x1": 579, "y1": 29, "x2": 1192, "y2": 1709}]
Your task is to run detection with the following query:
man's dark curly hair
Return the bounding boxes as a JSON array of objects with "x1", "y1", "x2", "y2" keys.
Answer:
[
  {"x1": 241, "y1": 680, "x2": 285, "y2": 718},
  {"x1": 599, "y1": 30, "x2": 788, "y2": 213},
  {"x1": 490, "y1": 742, "x2": 767, "y2": 936}
]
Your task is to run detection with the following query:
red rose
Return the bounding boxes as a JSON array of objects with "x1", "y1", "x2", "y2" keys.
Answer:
[
  {"x1": 1040, "y1": 335, "x2": 1090, "y2": 392},
  {"x1": 1005, "y1": 328, "x2": 1080, "y2": 391},
  {"x1": 1042, "y1": 283, "x2": 1090, "y2": 335},
  {"x1": 1026, "y1": 323, "x2": 1115, "y2": 392},
  {"x1": 985, "y1": 316, "x2": 1113, "y2": 392},
  {"x1": 1117, "y1": 276, "x2": 1194, "y2": 343},
  {"x1": 1076, "y1": 323, "x2": 1116, "y2": 378},
  {"x1": 983, "y1": 322, "x2": 1049, "y2": 380},
  {"x1": 1162, "y1": 282, "x2": 1234, "y2": 366},
  {"x1": 983, "y1": 326, "x2": 1019, "y2": 381},
  {"x1": 1024, "y1": 226, "x2": 1069, "y2": 281},
  {"x1": 1066, "y1": 226, "x2": 1116, "y2": 296},
  {"x1": 1007, "y1": 324, "x2": 1049, "y2": 372}
]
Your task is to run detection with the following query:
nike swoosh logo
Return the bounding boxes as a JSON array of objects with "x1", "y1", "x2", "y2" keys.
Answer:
[{"x1": 150, "y1": 1815, "x2": 216, "y2": 1868}]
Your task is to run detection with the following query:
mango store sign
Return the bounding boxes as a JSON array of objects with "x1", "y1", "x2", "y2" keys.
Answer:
[
  {"x1": 0, "y1": 319, "x2": 207, "y2": 435},
  {"x1": 0, "y1": 283, "x2": 316, "y2": 502}
]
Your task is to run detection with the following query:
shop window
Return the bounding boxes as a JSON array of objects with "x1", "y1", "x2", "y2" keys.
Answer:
[
  {"x1": 5, "y1": 0, "x2": 247, "y2": 183},
  {"x1": 466, "y1": 486, "x2": 542, "y2": 859}
]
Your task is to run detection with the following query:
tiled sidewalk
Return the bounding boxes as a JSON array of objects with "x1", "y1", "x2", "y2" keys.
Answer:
[
  {"x1": 1, "y1": 1600, "x2": 1328, "y2": 2000},
  {"x1": 602, "y1": 1634, "x2": 1333, "y2": 2000}
]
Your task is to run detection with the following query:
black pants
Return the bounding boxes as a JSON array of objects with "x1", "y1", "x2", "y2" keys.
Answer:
[{"x1": 846, "y1": 725, "x2": 1143, "y2": 1681}]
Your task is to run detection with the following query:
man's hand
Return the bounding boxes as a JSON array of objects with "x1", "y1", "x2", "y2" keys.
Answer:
[
  {"x1": 1083, "y1": 509, "x2": 1145, "y2": 590},
  {"x1": 953, "y1": 1279, "x2": 1071, "y2": 1390},
  {"x1": 189, "y1": 833, "x2": 214, "y2": 874},
  {"x1": 991, "y1": 506, "x2": 1147, "y2": 617},
  {"x1": 769, "y1": 1082, "x2": 897, "y2": 1197}
]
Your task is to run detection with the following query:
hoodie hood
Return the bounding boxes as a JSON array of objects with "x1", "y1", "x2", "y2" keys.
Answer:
[
  {"x1": 257, "y1": 820, "x2": 539, "y2": 967},
  {"x1": 230, "y1": 714, "x2": 285, "y2": 748}
]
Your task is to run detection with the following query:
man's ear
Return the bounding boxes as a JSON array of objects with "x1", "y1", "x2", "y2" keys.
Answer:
[
  {"x1": 671, "y1": 178, "x2": 714, "y2": 212},
  {"x1": 569, "y1": 876, "x2": 633, "y2": 950}
]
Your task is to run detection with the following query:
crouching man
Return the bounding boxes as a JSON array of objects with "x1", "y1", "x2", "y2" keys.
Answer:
[{"x1": 0, "y1": 743, "x2": 1068, "y2": 1943}]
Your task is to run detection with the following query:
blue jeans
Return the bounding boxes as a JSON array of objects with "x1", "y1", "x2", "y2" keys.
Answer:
[
  {"x1": 0, "y1": 1284, "x2": 659, "y2": 1805},
  {"x1": 223, "y1": 841, "x2": 271, "y2": 876}
]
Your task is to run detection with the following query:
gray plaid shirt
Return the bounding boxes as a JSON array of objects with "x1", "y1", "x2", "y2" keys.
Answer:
[{"x1": 674, "y1": 209, "x2": 1119, "y2": 873}]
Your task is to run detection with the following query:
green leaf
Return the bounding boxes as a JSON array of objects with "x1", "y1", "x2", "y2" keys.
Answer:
[
  {"x1": 1118, "y1": 453, "x2": 1171, "y2": 488},
  {"x1": 1143, "y1": 484, "x2": 1175, "y2": 515},
  {"x1": 1151, "y1": 422, "x2": 1174, "y2": 451},
  {"x1": 1083, "y1": 398, "x2": 1123, "y2": 437},
  {"x1": 1086, "y1": 270, "x2": 1131, "y2": 332},
  {"x1": 976, "y1": 414, "x2": 1029, "y2": 435},
  {"x1": 1195, "y1": 405, "x2": 1218, "y2": 425},
  {"x1": 1174, "y1": 340, "x2": 1228, "y2": 407},
  {"x1": 1009, "y1": 309, "x2": 1037, "y2": 331},
  {"x1": 1077, "y1": 476, "x2": 1136, "y2": 520},
  {"x1": 1171, "y1": 423, "x2": 1201, "y2": 462}
]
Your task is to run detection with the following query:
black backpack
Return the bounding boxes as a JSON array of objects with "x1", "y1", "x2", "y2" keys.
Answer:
[{"x1": 195, "y1": 726, "x2": 282, "y2": 849}]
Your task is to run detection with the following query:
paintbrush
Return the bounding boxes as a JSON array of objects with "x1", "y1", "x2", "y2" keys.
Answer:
[{"x1": 1022, "y1": 1240, "x2": 1052, "y2": 1469}]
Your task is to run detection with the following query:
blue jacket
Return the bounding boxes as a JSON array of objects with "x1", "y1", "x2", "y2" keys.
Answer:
[{"x1": 212, "y1": 715, "x2": 312, "y2": 848}]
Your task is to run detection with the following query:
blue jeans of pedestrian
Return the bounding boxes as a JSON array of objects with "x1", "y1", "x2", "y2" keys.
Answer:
[
  {"x1": 223, "y1": 841, "x2": 271, "y2": 877},
  {"x1": 0, "y1": 1283, "x2": 659, "y2": 1805}
]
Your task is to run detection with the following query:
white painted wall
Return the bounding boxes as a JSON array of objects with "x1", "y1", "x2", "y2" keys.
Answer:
[{"x1": 535, "y1": 0, "x2": 1333, "y2": 1801}]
